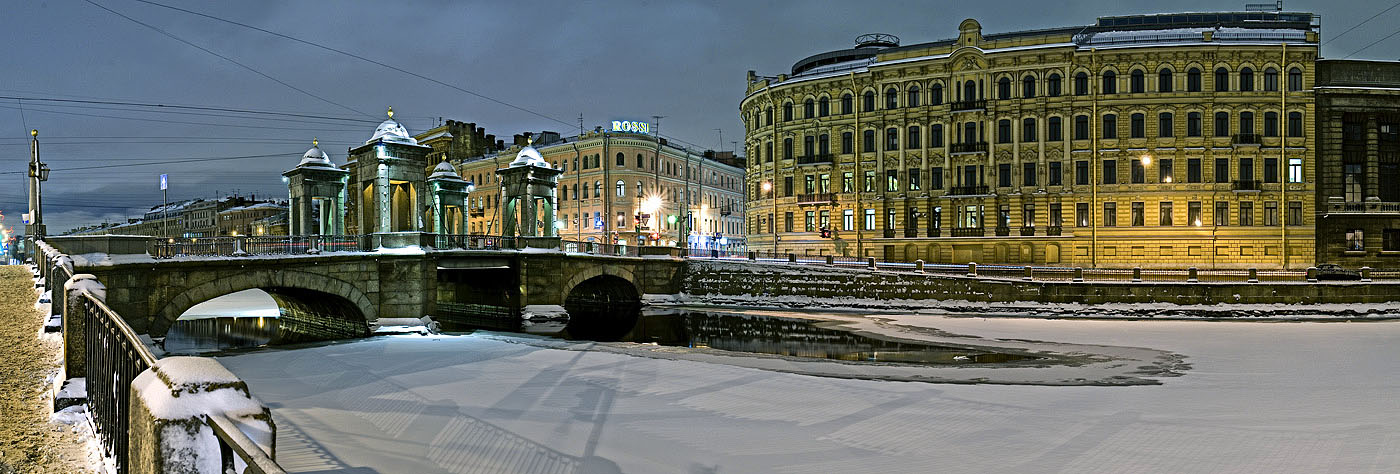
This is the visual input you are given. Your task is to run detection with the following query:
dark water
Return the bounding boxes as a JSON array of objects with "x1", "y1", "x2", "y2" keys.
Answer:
[
  {"x1": 447, "y1": 309, "x2": 1038, "y2": 365},
  {"x1": 164, "y1": 316, "x2": 279, "y2": 355}
]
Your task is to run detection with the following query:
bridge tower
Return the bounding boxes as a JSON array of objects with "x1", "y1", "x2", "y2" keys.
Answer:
[
  {"x1": 497, "y1": 143, "x2": 561, "y2": 245},
  {"x1": 345, "y1": 107, "x2": 432, "y2": 234},
  {"x1": 284, "y1": 139, "x2": 350, "y2": 235},
  {"x1": 427, "y1": 159, "x2": 473, "y2": 235}
]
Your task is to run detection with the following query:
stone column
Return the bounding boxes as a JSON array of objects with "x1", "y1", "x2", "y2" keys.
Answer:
[
  {"x1": 128, "y1": 357, "x2": 275, "y2": 474},
  {"x1": 61, "y1": 274, "x2": 105, "y2": 378}
]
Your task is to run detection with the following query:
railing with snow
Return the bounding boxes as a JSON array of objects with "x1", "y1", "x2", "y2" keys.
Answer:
[{"x1": 152, "y1": 235, "x2": 370, "y2": 258}]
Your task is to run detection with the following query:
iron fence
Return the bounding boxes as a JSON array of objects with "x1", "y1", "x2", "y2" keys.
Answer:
[{"x1": 82, "y1": 290, "x2": 156, "y2": 474}]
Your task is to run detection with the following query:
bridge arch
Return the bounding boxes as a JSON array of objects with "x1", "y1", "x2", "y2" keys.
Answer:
[
  {"x1": 559, "y1": 267, "x2": 642, "y2": 341},
  {"x1": 560, "y1": 265, "x2": 639, "y2": 302},
  {"x1": 153, "y1": 269, "x2": 377, "y2": 337}
]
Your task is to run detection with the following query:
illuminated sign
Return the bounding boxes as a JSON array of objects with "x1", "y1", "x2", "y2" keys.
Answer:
[{"x1": 611, "y1": 120, "x2": 650, "y2": 134}]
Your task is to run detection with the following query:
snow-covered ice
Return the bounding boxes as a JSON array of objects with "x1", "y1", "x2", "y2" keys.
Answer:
[{"x1": 216, "y1": 313, "x2": 1400, "y2": 473}]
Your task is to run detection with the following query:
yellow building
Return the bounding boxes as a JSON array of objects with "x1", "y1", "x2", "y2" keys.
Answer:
[{"x1": 741, "y1": 12, "x2": 1319, "y2": 269}]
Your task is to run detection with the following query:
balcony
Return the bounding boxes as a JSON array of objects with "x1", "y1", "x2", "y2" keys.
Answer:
[
  {"x1": 1020, "y1": 225, "x2": 1036, "y2": 236},
  {"x1": 1232, "y1": 179, "x2": 1262, "y2": 192},
  {"x1": 1045, "y1": 226, "x2": 1063, "y2": 236},
  {"x1": 951, "y1": 227, "x2": 985, "y2": 237},
  {"x1": 469, "y1": 207, "x2": 486, "y2": 217},
  {"x1": 951, "y1": 142, "x2": 989, "y2": 155},
  {"x1": 947, "y1": 185, "x2": 990, "y2": 196},
  {"x1": 795, "y1": 154, "x2": 834, "y2": 166},
  {"x1": 795, "y1": 193, "x2": 837, "y2": 205},
  {"x1": 928, "y1": 228, "x2": 941, "y2": 238},
  {"x1": 994, "y1": 226, "x2": 1011, "y2": 236},
  {"x1": 1327, "y1": 201, "x2": 1400, "y2": 215},
  {"x1": 950, "y1": 99, "x2": 987, "y2": 111},
  {"x1": 1232, "y1": 133, "x2": 1263, "y2": 146}
]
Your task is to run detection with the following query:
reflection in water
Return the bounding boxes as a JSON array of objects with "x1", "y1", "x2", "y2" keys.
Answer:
[
  {"x1": 164, "y1": 317, "x2": 279, "y2": 355},
  {"x1": 449, "y1": 309, "x2": 1036, "y2": 365}
]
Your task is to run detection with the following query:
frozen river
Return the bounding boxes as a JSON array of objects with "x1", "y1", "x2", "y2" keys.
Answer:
[{"x1": 217, "y1": 310, "x2": 1400, "y2": 473}]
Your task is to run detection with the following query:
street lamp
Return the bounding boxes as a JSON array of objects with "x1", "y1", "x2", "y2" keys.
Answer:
[{"x1": 761, "y1": 180, "x2": 775, "y2": 254}]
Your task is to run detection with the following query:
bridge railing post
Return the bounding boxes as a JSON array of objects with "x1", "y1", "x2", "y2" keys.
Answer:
[
  {"x1": 825, "y1": 255, "x2": 834, "y2": 266},
  {"x1": 787, "y1": 253, "x2": 797, "y2": 263},
  {"x1": 1187, "y1": 267, "x2": 1199, "y2": 283},
  {"x1": 1361, "y1": 266, "x2": 1372, "y2": 282},
  {"x1": 966, "y1": 262, "x2": 977, "y2": 278},
  {"x1": 1248, "y1": 268, "x2": 1259, "y2": 283},
  {"x1": 231, "y1": 236, "x2": 250, "y2": 257},
  {"x1": 1073, "y1": 267, "x2": 1084, "y2": 282},
  {"x1": 1306, "y1": 266, "x2": 1318, "y2": 283},
  {"x1": 1132, "y1": 267, "x2": 1142, "y2": 282},
  {"x1": 1023, "y1": 265, "x2": 1033, "y2": 281},
  {"x1": 915, "y1": 259, "x2": 924, "y2": 273},
  {"x1": 866, "y1": 257, "x2": 876, "y2": 269},
  {"x1": 748, "y1": 251, "x2": 756, "y2": 261}
]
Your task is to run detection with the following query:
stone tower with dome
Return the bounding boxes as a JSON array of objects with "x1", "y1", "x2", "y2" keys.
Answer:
[
  {"x1": 283, "y1": 138, "x2": 350, "y2": 236},
  {"x1": 496, "y1": 141, "x2": 561, "y2": 245},
  {"x1": 343, "y1": 107, "x2": 433, "y2": 235}
]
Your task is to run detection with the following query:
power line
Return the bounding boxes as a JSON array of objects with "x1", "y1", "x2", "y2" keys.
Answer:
[
  {"x1": 1324, "y1": 1, "x2": 1400, "y2": 46},
  {"x1": 1344, "y1": 29, "x2": 1400, "y2": 58},
  {"x1": 0, "y1": 152, "x2": 288, "y2": 175},
  {"x1": 0, "y1": 103, "x2": 365, "y2": 132},
  {"x1": 0, "y1": 96, "x2": 378, "y2": 123},
  {"x1": 83, "y1": 0, "x2": 371, "y2": 118}
]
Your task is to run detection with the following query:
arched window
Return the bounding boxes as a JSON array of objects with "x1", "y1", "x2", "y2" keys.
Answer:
[
  {"x1": 1130, "y1": 113, "x2": 1145, "y2": 138},
  {"x1": 1240, "y1": 67, "x2": 1255, "y2": 92},
  {"x1": 885, "y1": 88, "x2": 898, "y2": 109},
  {"x1": 818, "y1": 97, "x2": 829, "y2": 116},
  {"x1": 930, "y1": 83, "x2": 943, "y2": 105},
  {"x1": 1214, "y1": 112, "x2": 1230, "y2": 137},
  {"x1": 1187, "y1": 112, "x2": 1202, "y2": 137},
  {"x1": 1240, "y1": 111, "x2": 1255, "y2": 135},
  {"x1": 1022, "y1": 75, "x2": 1036, "y2": 98},
  {"x1": 1074, "y1": 72, "x2": 1089, "y2": 95},
  {"x1": 1048, "y1": 73, "x2": 1062, "y2": 96},
  {"x1": 1048, "y1": 116, "x2": 1062, "y2": 141},
  {"x1": 1187, "y1": 68, "x2": 1202, "y2": 92},
  {"x1": 997, "y1": 77, "x2": 1012, "y2": 99},
  {"x1": 783, "y1": 102, "x2": 794, "y2": 121},
  {"x1": 963, "y1": 80, "x2": 977, "y2": 102},
  {"x1": 1264, "y1": 68, "x2": 1279, "y2": 91},
  {"x1": 1102, "y1": 71, "x2": 1117, "y2": 94},
  {"x1": 594, "y1": 180, "x2": 602, "y2": 197},
  {"x1": 636, "y1": 181, "x2": 643, "y2": 197},
  {"x1": 616, "y1": 180, "x2": 625, "y2": 197},
  {"x1": 765, "y1": 106, "x2": 773, "y2": 125},
  {"x1": 1158, "y1": 68, "x2": 1173, "y2": 92},
  {"x1": 1215, "y1": 67, "x2": 1229, "y2": 92},
  {"x1": 1022, "y1": 117, "x2": 1037, "y2": 142},
  {"x1": 863, "y1": 91, "x2": 875, "y2": 112},
  {"x1": 841, "y1": 93, "x2": 853, "y2": 114},
  {"x1": 1288, "y1": 68, "x2": 1303, "y2": 91},
  {"x1": 885, "y1": 127, "x2": 899, "y2": 150},
  {"x1": 1131, "y1": 70, "x2": 1145, "y2": 93},
  {"x1": 637, "y1": 153, "x2": 643, "y2": 167},
  {"x1": 804, "y1": 98, "x2": 815, "y2": 118},
  {"x1": 1288, "y1": 112, "x2": 1303, "y2": 137},
  {"x1": 907, "y1": 86, "x2": 920, "y2": 107},
  {"x1": 1265, "y1": 112, "x2": 1279, "y2": 137},
  {"x1": 616, "y1": 152, "x2": 624, "y2": 166}
]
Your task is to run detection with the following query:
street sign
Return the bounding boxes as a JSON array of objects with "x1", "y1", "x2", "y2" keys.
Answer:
[{"x1": 160, "y1": 174, "x2": 168, "y2": 190}]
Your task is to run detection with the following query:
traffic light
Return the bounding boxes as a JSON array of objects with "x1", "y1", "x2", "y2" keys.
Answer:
[{"x1": 819, "y1": 226, "x2": 831, "y2": 238}]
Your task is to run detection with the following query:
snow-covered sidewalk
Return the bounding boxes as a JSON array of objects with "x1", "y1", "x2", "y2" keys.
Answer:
[{"x1": 218, "y1": 313, "x2": 1400, "y2": 473}]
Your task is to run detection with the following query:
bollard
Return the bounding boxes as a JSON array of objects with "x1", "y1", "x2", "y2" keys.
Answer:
[
  {"x1": 1361, "y1": 266, "x2": 1372, "y2": 282},
  {"x1": 1073, "y1": 267, "x2": 1084, "y2": 282},
  {"x1": 1248, "y1": 268, "x2": 1259, "y2": 283},
  {"x1": 788, "y1": 253, "x2": 797, "y2": 263},
  {"x1": 748, "y1": 251, "x2": 756, "y2": 261},
  {"x1": 967, "y1": 262, "x2": 978, "y2": 277},
  {"x1": 1187, "y1": 267, "x2": 1199, "y2": 283},
  {"x1": 826, "y1": 255, "x2": 834, "y2": 266},
  {"x1": 1306, "y1": 266, "x2": 1318, "y2": 282},
  {"x1": 1132, "y1": 267, "x2": 1142, "y2": 282},
  {"x1": 1023, "y1": 265, "x2": 1033, "y2": 281},
  {"x1": 306, "y1": 235, "x2": 322, "y2": 255},
  {"x1": 231, "y1": 236, "x2": 250, "y2": 257},
  {"x1": 867, "y1": 257, "x2": 877, "y2": 269},
  {"x1": 915, "y1": 259, "x2": 925, "y2": 273}
]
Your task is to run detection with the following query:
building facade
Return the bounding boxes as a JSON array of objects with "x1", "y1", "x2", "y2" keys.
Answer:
[
  {"x1": 1314, "y1": 59, "x2": 1400, "y2": 267},
  {"x1": 742, "y1": 12, "x2": 1320, "y2": 268},
  {"x1": 435, "y1": 129, "x2": 748, "y2": 251}
]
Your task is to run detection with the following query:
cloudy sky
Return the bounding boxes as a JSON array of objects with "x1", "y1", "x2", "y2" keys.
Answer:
[{"x1": 3, "y1": 0, "x2": 1395, "y2": 234}]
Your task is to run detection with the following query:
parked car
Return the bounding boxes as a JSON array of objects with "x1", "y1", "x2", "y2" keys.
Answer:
[{"x1": 1315, "y1": 264, "x2": 1362, "y2": 281}]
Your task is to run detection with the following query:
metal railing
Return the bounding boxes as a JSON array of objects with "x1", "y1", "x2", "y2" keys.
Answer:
[
  {"x1": 951, "y1": 227, "x2": 985, "y2": 237},
  {"x1": 947, "y1": 185, "x2": 990, "y2": 196},
  {"x1": 950, "y1": 99, "x2": 987, "y2": 111},
  {"x1": 795, "y1": 154, "x2": 834, "y2": 165},
  {"x1": 83, "y1": 291, "x2": 155, "y2": 474},
  {"x1": 1327, "y1": 201, "x2": 1400, "y2": 214},
  {"x1": 1232, "y1": 179, "x2": 1262, "y2": 191},
  {"x1": 951, "y1": 142, "x2": 989, "y2": 154},
  {"x1": 152, "y1": 235, "x2": 370, "y2": 258},
  {"x1": 795, "y1": 193, "x2": 837, "y2": 204},
  {"x1": 1233, "y1": 133, "x2": 1263, "y2": 145}
]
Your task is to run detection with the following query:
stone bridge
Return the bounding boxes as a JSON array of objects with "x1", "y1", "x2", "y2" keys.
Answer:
[{"x1": 44, "y1": 236, "x2": 684, "y2": 340}]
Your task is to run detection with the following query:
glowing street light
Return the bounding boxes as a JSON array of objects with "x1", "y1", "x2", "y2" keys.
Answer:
[{"x1": 1140, "y1": 155, "x2": 1152, "y2": 166}]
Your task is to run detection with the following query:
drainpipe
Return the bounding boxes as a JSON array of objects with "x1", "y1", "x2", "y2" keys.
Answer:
[
  {"x1": 1090, "y1": 48, "x2": 1099, "y2": 268},
  {"x1": 852, "y1": 71, "x2": 863, "y2": 257},
  {"x1": 1281, "y1": 41, "x2": 1288, "y2": 270}
]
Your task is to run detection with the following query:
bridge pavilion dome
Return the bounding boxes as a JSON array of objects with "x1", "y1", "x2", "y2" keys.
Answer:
[
  {"x1": 509, "y1": 145, "x2": 549, "y2": 168},
  {"x1": 297, "y1": 139, "x2": 337, "y2": 168},
  {"x1": 365, "y1": 106, "x2": 418, "y2": 146},
  {"x1": 428, "y1": 160, "x2": 464, "y2": 181}
]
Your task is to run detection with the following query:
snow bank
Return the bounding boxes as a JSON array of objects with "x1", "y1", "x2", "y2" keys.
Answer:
[
  {"x1": 130, "y1": 357, "x2": 273, "y2": 474},
  {"x1": 371, "y1": 316, "x2": 440, "y2": 335},
  {"x1": 375, "y1": 245, "x2": 425, "y2": 255},
  {"x1": 520, "y1": 304, "x2": 567, "y2": 321}
]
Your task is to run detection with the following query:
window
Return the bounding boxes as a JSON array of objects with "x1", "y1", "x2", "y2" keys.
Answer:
[
  {"x1": 1102, "y1": 71, "x2": 1117, "y2": 94},
  {"x1": 1347, "y1": 229, "x2": 1365, "y2": 251},
  {"x1": 1214, "y1": 112, "x2": 1230, "y2": 137},
  {"x1": 1265, "y1": 112, "x2": 1279, "y2": 137},
  {"x1": 930, "y1": 167, "x2": 943, "y2": 189},
  {"x1": 1215, "y1": 67, "x2": 1229, "y2": 92},
  {"x1": 930, "y1": 124, "x2": 943, "y2": 147},
  {"x1": 1023, "y1": 118, "x2": 1037, "y2": 142},
  {"x1": 1240, "y1": 67, "x2": 1254, "y2": 92},
  {"x1": 1240, "y1": 111, "x2": 1255, "y2": 135},
  {"x1": 1049, "y1": 162, "x2": 1062, "y2": 186},
  {"x1": 783, "y1": 138, "x2": 793, "y2": 159},
  {"x1": 908, "y1": 126, "x2": 921, "y2": 149},
  {"x1": 616, "y1": 180, "x2": 624, "y2": 197},
  {"x1": 1023, "y1": 162, "x2": 1037, "y2": 186},
  {"x1": 1104, "y1": 202, "x2": 1118, "y2": 226},
  {"x1": 907, "y1": 86, "x2": 920, "y2": 107},
  {"x1": 862, "y1": 130, "x2": 875, "y2": 152},
  {"x1": 1215, "y1": 158, "x2": 1230, "y2": 183},
  {"x1": 1215, "y1": 201, "x2": 1229, "y2": 226},
  {"x1": 1048, "y1": 74, "x2": 1061, "y2": 96},
  {"x1": 804, "y1": 98, "x2": 815, "y2": 118},
  {"x1": 842, "y1": 132, "x2": 853, "y2": 154},
  {"x1": 841, "y1": 93, "x2": 853, "y2": 114},
  {"x1": 1288, "y1": 112, "x2": 1303, "y2": 137},
  {"x1": 784, "y1": 176, "x2": 793, "y2": 196},
  {"x1": 1023, "y1": 75, "x2": 1036, "y2": 98},
  {"x1": 1187, "y1": 112, "x2": 1202, "y2": 137},
  {"x1": 931, "y1": 84, "x2": 943, "y2": 105},
  {"x1": 1048, "y1": 116, "x2": 1062, "y2": 141},
  {"x1": 1187, "y1": 68, "x2": 1202, "y2": 92},
  {"x1": 997, "y1": 77, "x2": 1011, "y2": 99},
  {"x1": 1261, "y1": 157, "x2": 1279, "y2": 183},
  {"x1": 616, "y1": 152, "x2": 625, "y2": 166},
  {"x1": 1103, "y1": 159, "x2": 1118, "y2": 184},
  {"x1": 1131, "y1": 70, "x2": 1145, "y2": 93},
  {"x1": 1240, "y1": 158, "x2": 1255, "y2": 182},
  {"x1": 1188, "y1": 201, "x2": 1202, "y2": 226},
  {"x1": 805, "y1": 211, "x2": 815, "y2": 232},
  {"x1": 783, "y1": 102, "x2": 793, "y2": 121},
  {"x1": 886, "y1": 169, "x2": 899, "y2": 191},
  {"x1": 1240, "y1": 201, "x2": 1254, "y2": 226},
  {"x1": 1103, "y1": 114, "x2": 1117, "y2": 139},
  {"x1": 842, "y1": 171, "x2": 854, "y2": 192},
  {"x1": 885, "y1": 88, "x2": 898, "y2": 109},
  {"x1": 843, "y1": 209, "x2": 854, "y2": 231},
  {"x1": 1131, "y1": 113, "x2": 1145, "y2": 138},
  {"x1": 1264, "y1": 201, "x2": 1279, "y2": 226},
  {"x1": 1132, "y1": 201, "x2": 1145, "y2": 226},
  {"x1": 1075, "y1": 160, "x2": 1089, "y2": 185},
  {"x1": 1023, "y1": 204, "x2": 1036, "y2": 227},
  {"x1": 1283, "y1": 201, "x2": 1300, "y2": 226},
  {"x1": 863, "y1": 170, "x2": 875, "y2": 192},
  {"x1": 819, "y1": 134, "x2": 829, "y2": 155},
  {"x1": 1288, "y1": 158, "x2": 1303, "y2": 183},
  {"x1": 909, "y1": 168, "x2": 921, "y2": 190},
  {"x1": 1075, "y1": 202, "x2": 1090, "y2": 227},
  {"x1": 997, "y1": 119, "x2": 1012, "y2": 143},
  {"x1": 885, "y1": 128, "x2": 899, "y2": 151},
  {"x1": 594, "y1": 180, "x2": 601, "y2": 197},
  {"x1": 804, "y1": 174, "x2": 815, "y2": 194},
  {"x1": 1074, "y1": 72, "x2": 1089, "y2": 95},
  {"x1": 1159, "y1": 159, "x2": 1173, "y2": 183},
  {"x1": 864, "y1": 209, "x2": 876, "y2": 230},
  {"x1": 961, "y1": 205, "x2": 982, "y2": 228},
  {"x1": 1131, "y1": 158, "x2": 1145, "y2": 184},
  {"x1": 784, "y1": 212, "x2": 793, "y2": 232},
  {"x1": 637, "y1": 154, "x2": 644, "y2": 168},
  {"x1": 1288, "y1": 67, "x2": 1303, "y2": 91},
  {"x1": 1159, "y1": 112, "x2": 1174, "y2": 138},
  {"x1": 818, "y1": 97, "x2": 829, "y2": 116},
  {"x1": 1264, "y1": 68, "x2": 1278, "y2": 92},
  {"x1": 1074, "y1": 115, "x2": 1089, "y2": 140},
  {"x1": 998, "y1": 163, "x2": 1012, "y2": 188},
  {"x1": 863, "y1": 91, "x2": 875, "y2": 112},
  {"x1": 765, "y1": 142, "x2": 773, "y2": 162},
  {"x1": 765, "y1": 107, "x2": 773, "y2": 125},
  {"x1": 1345, "y1": 163, "x2": 1363, "y2": 202},
  {"x1": 1387, "y1": 230, "x2": 1400, "y2": 251},
  {"x1": 637, "y1": 181, "x2": 644, "y2": 197},
  {"x1": 1188, "y1": 158, "x2": 1202, "y2": 183},
  {"x1": 1158, "y1": 68, "x2": 1173, "y2": 92},
  {"x1": 1159, "y1": 201, "x2": 1173, "y2": 226}
]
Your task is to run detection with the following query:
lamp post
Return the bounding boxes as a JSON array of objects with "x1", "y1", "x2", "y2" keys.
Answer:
[
  {"x1": 27, "y1": 129, "x2": 48, "y2": 239},
  {"x1": 762, "y1": 180, "x2": 775, "y2": 254}
]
